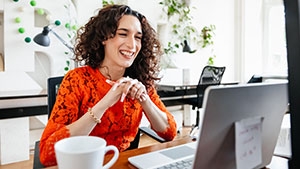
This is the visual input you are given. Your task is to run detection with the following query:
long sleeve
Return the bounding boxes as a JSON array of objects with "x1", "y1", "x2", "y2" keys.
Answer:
[{"x1": 145, "y1": 87, "x2": 177, "y2": 141}]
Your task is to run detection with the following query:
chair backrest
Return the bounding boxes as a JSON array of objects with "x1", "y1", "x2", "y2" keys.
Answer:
[
  {"x1": 194, "y1": 66, "x2": 226, "y2": 108},
  {"x1": 198, "y1": 66, "x2": 226, "y2": 85},
  {"x1": 47, "y1": 76, "x2": 64, "y2": 118},
  {"x1": 33, "y1": 76, "x2": 64, "y2": 169}
]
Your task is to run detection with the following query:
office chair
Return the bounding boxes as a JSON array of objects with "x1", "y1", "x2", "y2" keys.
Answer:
[
  {"x1": 183, "y1": 66, "x2": 226, "y2": 132},
  {"x1": 33, "y1": 76, "x2": 165, "y2": 169},
  {"x1": 33, "y1": 76, "x2": 64, "y2": 169}
]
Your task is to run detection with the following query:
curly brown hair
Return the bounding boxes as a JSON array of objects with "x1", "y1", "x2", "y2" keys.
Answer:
[{"x1": 74, "y1": 5, "x2": 162, "y2": 89}]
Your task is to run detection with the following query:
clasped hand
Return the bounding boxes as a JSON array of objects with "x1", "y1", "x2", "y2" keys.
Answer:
[{"x1": 106, "y1": 77, "x2": 147, "y2": 103}]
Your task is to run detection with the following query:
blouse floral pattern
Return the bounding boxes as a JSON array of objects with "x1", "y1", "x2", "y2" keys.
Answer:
[{"x1": 39, "y1": 66, "x2": 177, "y2": 166}]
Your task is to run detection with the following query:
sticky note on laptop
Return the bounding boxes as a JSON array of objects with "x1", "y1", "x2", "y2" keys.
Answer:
[{"x1": 235, "y1": 116, "x2": 263, "y2": 169}]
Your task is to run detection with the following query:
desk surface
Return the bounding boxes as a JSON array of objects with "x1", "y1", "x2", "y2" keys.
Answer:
[
  {"x1": 44, "y1": 136, "x2": 288, "y2": 169},
  {"x1": 156, "y1": 82, "x2": 238, "y2": 107},
  {"x1": 157, "y1": 81, "x2": 239, "y2": 91},
  {"x1": 0, "y1": 89, "x2": 47, "y2": 108},
  {"x1": 0, "y1": 90, "x2": 47, "y2": 119},
  {"x1": 157, "y1": 83, "x2": 197, "y2": 92},
  {"x1": 0, "y1": 89, "x2": 47, "y2": 99}
]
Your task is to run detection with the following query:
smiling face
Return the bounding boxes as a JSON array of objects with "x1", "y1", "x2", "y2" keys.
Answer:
[{"x1": 102, "y1": 15, "x2": 142, "y2": 70}]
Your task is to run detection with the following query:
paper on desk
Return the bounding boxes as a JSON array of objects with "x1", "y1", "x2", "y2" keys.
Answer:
[
  {"x1": 235, "y1": 116, "x2": 264, "y2": 169},
  {"x1": 274, "y1": 114, "x2": 291, "y2": 158}
]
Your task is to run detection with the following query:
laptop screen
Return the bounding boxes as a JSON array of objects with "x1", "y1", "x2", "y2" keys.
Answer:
[{"x1": 193, "y1": 82, "x2": 288, "y2": 169}]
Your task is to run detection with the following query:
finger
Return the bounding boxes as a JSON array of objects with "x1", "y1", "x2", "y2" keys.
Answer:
[
  {"x1": 120, "y1": 93, "x2": 126, "y2": 102},
  {"x1": 116, "y1": 76, "x2": 131, "y2": 84},
  {"x1": 130, "y1": 82, "x2": 145, "y2": 100},
  {"x1": 138, "y1": 93, "x2": 148, "y2": 102},
  {"x1": 135, "y1": 86, "x2": 146, "y2": 100},
  {"x1": 123, "y1": 79, "x2": 139, "y2": 96},
  {"x1": 131, "y1": 86, "x2": 140, "y2": 99},
  {"x1": 112, "y1": 77, "x2": 131, "y2": 91},
  {"x1": 135, "y1": 88, "x2": 144, "y2": 99},
  {"x1": 106, "y1": 79, "x2": 115, "y2": 85}
]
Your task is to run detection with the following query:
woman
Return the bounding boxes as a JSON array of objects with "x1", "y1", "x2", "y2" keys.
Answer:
[{"x1": 39, "y1": 4, "x2": 177, "y2": 166}]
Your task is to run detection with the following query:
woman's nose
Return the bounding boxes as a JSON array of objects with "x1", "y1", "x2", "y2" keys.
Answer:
[{"x1": 125, "y1": 36, "x2": 136, "y2": 49}]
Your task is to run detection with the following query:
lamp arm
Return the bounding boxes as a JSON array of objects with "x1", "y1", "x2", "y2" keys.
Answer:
[{"x1": 50, "y1": 29, "x2": 74, "y2": 52}]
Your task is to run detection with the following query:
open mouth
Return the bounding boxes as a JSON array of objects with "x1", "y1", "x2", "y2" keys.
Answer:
[{"x1": 120, "y1": 50, "x2": 135, "y2": 58}]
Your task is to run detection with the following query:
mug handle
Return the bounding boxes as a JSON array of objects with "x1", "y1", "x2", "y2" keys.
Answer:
[{"x1": 103, "y1": 145, "x2": 119, "y2": 169}]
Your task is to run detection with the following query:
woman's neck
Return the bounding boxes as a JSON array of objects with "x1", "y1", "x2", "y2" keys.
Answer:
[{"x1": 99, "y1": 65, "x2": 125, "y2": 81}]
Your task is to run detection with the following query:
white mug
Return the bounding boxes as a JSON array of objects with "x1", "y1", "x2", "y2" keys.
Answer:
[{"x1": 54, "y1": 136, "x2": 119, "y2": 169}]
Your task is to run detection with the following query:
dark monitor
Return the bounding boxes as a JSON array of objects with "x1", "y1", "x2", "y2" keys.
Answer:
[
  {"x1": 284, "y1": 0, "x2": 300, "y2": 168},
  {"x1": 247, "y1": 75, "x2": 263, "y2": 83}
]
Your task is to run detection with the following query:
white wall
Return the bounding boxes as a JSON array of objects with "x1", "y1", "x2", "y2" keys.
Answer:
[
  {"x1": 0, "y1": 13, "x2": 3, "y2": 56},
  {"x1": 187, "y1": 0, "x2": 236, "y2": 83},
  {"x1": 0, "y1": 0, "x2": 3, "y2": 10},
  {"x1": 243, "y1": 0, "x2": 263, "y2": 81},
  {"x1": 72, "y1": 0, "x2": 101, "y2": 26},
  {"x1": 127, "y1": 0, "x2": 162, "y2": 30},
  {"x1": 0, "y1": 0, "x2": 101, "y2": 91}
]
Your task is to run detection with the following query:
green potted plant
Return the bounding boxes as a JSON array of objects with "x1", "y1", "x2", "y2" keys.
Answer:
[
  {"x1": 102, "y1": 0, "x2": 114, "y2": 6},
  {"x1": 200, "y1": 25, "x2": 216, "y2": 65},
  {"x1": 159, "y1": 0, "x2": 216, "y2": 66}
]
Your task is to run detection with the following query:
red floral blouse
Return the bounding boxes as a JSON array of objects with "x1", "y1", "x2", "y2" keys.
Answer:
[{"x1": 39, "y1": 66, "x2": 177, "y2": 167}]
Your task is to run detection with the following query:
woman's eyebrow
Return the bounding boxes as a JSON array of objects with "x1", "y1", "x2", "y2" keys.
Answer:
[{"x1": 117, "y1": 28, "x2": 142, "y2": 35}]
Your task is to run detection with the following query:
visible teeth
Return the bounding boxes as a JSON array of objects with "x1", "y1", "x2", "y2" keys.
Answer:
[{"x1": 120, "y1": 50, "x2": 133, "y2": 56}]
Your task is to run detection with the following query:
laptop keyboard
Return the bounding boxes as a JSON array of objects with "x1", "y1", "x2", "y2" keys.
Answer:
[{"x1": 155, "y1": 157, "x2": 193, "y2": 169}]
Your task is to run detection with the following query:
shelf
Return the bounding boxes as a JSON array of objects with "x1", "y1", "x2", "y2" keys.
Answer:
[{"x1": 0, "y1": 11, "x2": 3, "y2": 72}]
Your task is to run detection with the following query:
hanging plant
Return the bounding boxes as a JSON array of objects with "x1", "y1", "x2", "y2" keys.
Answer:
[
  {"x1": 159, "y1": 0, "x2": 186, "y2": 19},
  {"x1": 200, "y1": 25, "x2": 216, "y2": 48},
  {"x1": 159, "y1": 0, "x2": 197, "y2": 55},
  {"x1": 159, "y1": 0, "x2": 217, "y2": 65},
  {"x1": 200, "y1": 25, "x2": 216, "y2": 65},
  {"x1": 102, "y1": 0, "x2": 114, "y2": 7}
]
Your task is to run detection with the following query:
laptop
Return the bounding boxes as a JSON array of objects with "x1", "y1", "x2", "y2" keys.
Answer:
[{"x1": 128, "y1": 82, "x2": 289, "y2": 169}]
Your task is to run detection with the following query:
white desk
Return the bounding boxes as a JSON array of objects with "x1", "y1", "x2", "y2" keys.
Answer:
[
  {"x1": 0, "y1": 90, "x2": 47, "y2": 165},
  {"x1": 0, "y1": 89, "x2": 47, "y2": 118}
]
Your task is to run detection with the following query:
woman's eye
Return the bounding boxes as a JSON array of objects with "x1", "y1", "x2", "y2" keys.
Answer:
[
  {"x1": 119, "y1": 33, "x2": 127, "y2": 37},
  {"x1": 135, "y1": 36, "x2": 142, "y2": 40}
]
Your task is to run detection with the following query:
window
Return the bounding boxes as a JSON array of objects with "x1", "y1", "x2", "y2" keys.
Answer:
[{"x1": 263, "y1": 0, "x2": 287, "y2": 75}]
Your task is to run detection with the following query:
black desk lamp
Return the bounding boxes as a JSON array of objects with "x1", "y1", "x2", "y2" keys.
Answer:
[{"x1": 34, "y1": 26, "x2": 74, "y2": 52}]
